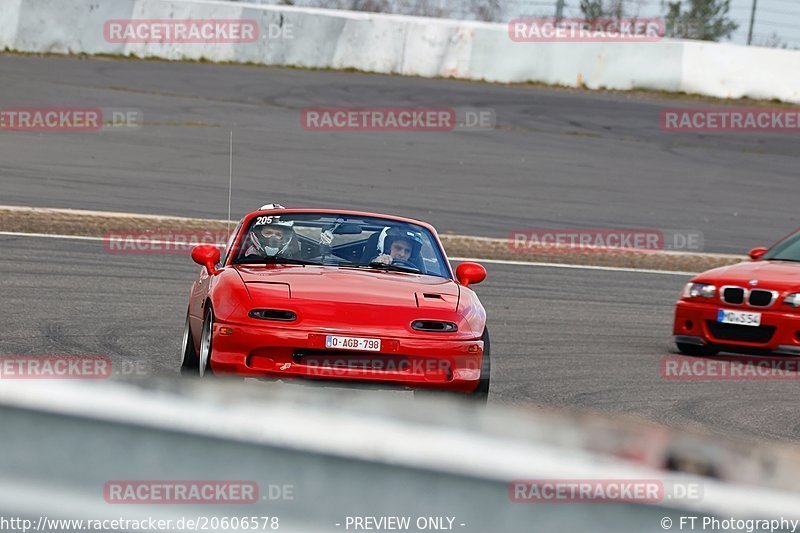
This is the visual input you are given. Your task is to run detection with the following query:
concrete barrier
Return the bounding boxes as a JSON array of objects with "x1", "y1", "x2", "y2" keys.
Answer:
[
  {"x1": 2, "y1": 378, "x2": 800, "y2": 532},
  {"x1": 681, "y1": 40, "x2": 800, "y2": 102},
  {"x1": 1, "y1": 0, "x2": 799, "y2": 102}
]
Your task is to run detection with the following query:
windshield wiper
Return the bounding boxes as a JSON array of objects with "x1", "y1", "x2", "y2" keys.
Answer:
[
  {"x1": 372, "y1": 262, "x2": 418, "y2": 273},
  {"x1": 766, "y1": 258, "x2": 800, "y2": 263},
  {"x1": 328, "y1": 261, "x2": 421, "y2": 273},
  {"x1": 364, "y1": 261, "x2": 420, "y2": 273}
]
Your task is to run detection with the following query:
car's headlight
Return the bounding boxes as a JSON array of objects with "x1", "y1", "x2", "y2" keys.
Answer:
[
  {"x1": 783, "y1": 293, "x2": 800, "y2": 307},
  {"x1": 682, "y1": 282, "x2": 716, "y2": 299}
]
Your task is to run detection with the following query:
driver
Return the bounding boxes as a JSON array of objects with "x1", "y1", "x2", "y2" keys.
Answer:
[
  {"x1": 372, "y1": 227, "x2": 423, "y2": 268},
  {"x1": 244, "y1": 217, "x2": 302, "y2": 259}
]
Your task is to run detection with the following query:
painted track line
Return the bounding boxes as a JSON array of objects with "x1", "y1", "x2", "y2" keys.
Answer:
[
  {"x1": 1, "y1": 231, "x2": 697, "y2": 276},
  {"x1": 0, "y1": 205, "x2": 742, "y2": 260},
  {"x1": 449, "y1": 256, "x2": 697, "y2": 276}
]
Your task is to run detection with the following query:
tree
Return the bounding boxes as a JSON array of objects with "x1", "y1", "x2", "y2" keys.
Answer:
[
  {"x1": 580, "y1": 0, "x2": 628, "y2": 20},
  {"x1": 664, "y1": 0, "x2": 738, "y2": 41},
  {"x1": 756, "y1": 31, "x2": 796, "y2": 50},
  {"x1": 473, "y1": 0, "x2": 501, "y2": 22}
]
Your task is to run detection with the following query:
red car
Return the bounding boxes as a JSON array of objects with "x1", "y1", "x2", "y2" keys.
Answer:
[
  {"x1": 180, "y1": 206, "x2": 490, "y2": 400},
  {"x1": 674, "y1": 231, "x2": 800, "y2": 356}
]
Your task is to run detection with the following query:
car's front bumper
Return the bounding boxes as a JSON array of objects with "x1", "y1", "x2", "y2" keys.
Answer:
[
  {"x1": 208, "y1": 321, "x2": 485, "y2": 393},
  {"x1": 673, "y1": 300, "x2": 800, "y2": 354}
]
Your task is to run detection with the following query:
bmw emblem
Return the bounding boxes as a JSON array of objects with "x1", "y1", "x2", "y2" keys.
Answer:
[{"x1": 749, "y1": 279, "x2": 759, "y2": 286}]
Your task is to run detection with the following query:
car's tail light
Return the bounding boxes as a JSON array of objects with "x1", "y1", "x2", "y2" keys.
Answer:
[
  {"x1": 249, "y1": 309, "x2": 297, "y2": 321},
  {"x1": 411, "y1": 320, "x2": 457, "y2": 332}
]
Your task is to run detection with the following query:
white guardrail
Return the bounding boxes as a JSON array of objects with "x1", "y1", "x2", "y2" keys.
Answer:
[
  {"x1": 1, "y1": 379, "x2": 800, "y2": 532},
  {"x1": 2, "y1": 0, "x2": 800, "y2": 103}
]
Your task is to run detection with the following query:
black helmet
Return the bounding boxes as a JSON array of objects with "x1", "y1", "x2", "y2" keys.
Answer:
[{"x1": 383, "y1": 227, "x2": 423, "y2": 257}]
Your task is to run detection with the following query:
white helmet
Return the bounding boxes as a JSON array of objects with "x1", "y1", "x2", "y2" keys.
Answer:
[{"x1": 251, "y1": 216, "x2": 295, "y2": 257}]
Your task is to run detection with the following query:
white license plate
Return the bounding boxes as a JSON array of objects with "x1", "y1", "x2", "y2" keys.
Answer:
[
  {"x1": 325, "y1": 335, "x2": 381, "y2": 352},
  {"x1": 717, "y1": 309, "x2": 762, "y2": 327}
]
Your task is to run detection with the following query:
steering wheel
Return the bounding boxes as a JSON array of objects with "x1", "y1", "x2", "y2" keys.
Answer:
[
  {"x1": 391, "y1": 259, "x2": 420, "y2": 271},
  {"x1": 305, "y1": 254, "x2": 333, "y2": 263}
]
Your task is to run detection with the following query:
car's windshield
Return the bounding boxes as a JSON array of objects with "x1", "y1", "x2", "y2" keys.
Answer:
[
  {"x1": 231, "y1": 212, "x2": 451, "y2": 278},
  {"x1": 761, "y1": 232, "x2": 800, "y2": 262}
]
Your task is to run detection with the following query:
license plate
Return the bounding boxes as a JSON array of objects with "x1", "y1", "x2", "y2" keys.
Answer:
[
  {"x1": 717, "y1": 309, "x2": 762, "y2": 327},
  {"x1": 325, "y1": 335, "x2": 381, "y2": 352}
]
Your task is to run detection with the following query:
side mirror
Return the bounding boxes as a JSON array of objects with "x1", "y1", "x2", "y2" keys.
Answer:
[
  {"x1": 191, "y1": 244, "x2": 221, "y2": 275},
  {"x1": 748, "y1": 247, "x2": 767, "y2": 261},
  {"x1": 456, "y1": 262, "x2": 486, "y2": 286}
]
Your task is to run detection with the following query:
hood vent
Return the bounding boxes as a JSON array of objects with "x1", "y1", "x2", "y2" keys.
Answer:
[
  {"x1": 411, "y1": 320, "x2": 457, "y2": 332},
  {"x1": 249, "y1": 309, "x2": 297, "y2": 321}
]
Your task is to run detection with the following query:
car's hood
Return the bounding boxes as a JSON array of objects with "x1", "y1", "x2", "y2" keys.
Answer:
[
  {"x1": 234, "y1": 265, "x2": 459, "y2": 311},
  {"x1": 695, "y1": 260, "x2": 800, "y2": 291}
]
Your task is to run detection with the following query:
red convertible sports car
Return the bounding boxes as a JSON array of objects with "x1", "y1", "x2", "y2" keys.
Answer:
[
  {"x1": 180, "y1": 206, "x2": 490, "y2": 400},
  {"x1": 674, "y1": 230, "x2": 800, "y2": 356}
]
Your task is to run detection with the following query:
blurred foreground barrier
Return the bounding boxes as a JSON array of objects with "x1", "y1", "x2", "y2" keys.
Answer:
[
  {"x1": 1, "y1": 0, "x2": 800, "y2": 103},
  {"x1": 0, "y1": 379, "x2": 799, "y2": 532}
]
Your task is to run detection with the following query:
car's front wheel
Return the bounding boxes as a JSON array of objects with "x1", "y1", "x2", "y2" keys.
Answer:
[
  {"x1": 198, "y1": 306, "x2": 215, "y2": 377},
  {"x1": 467, "y1": 328, "x2": 491, "y2": 403},
  {"x1": 180, "y1": 313, "x2": 199, "y2": 376},
  {"x1": 676, "y1": 342, "x2": 719, "y2": 356}
]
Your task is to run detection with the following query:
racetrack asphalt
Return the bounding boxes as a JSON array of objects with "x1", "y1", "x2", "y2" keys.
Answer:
[
  {"x1": 1, "y1": 54, "x2": 799, "y2": 255},
  {"x1": 6, "y1": 233, "x2": 800, "y2": 444}
]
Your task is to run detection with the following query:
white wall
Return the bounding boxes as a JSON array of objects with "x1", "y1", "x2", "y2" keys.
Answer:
[
  {"x1": 2, "y1": 0, "x2": 799, "y2": 103},
  {"x1": 681, "y1": 40, "x2": 800, "y2": 102},
  {"x1": 0, "y1": 0, "x2": 23, "y2": 51}
]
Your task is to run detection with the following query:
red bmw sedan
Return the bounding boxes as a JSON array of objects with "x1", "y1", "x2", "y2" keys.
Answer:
[{"x1": 674, "y1": 230, "x2": 800, "y2": 356}]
